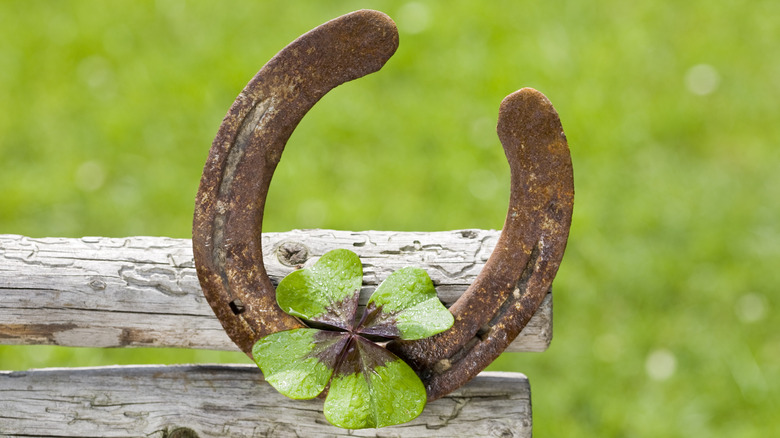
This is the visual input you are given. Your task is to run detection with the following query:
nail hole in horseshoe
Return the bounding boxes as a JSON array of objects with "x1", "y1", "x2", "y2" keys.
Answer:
[{"x1": 229, "y1": 299, "x2": 245, "y2": 315}]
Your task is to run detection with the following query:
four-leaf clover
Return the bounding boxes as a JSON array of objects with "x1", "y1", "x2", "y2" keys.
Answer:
[{"x1": 252, "y1": 249, "x2": 454, "y2": 429}]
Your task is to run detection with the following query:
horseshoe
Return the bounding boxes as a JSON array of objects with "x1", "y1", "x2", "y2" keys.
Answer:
[{"x1": 192, "y1": 10, "x2": 573, "y2": 402}]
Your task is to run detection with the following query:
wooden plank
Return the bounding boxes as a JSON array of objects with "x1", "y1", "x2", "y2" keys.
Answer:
[
  {"x1": 0, "y1": 365, "x2": 531, "y2": 437},
  {"x1": 0, "y1": 232, "x2": 552, "y2": 352}
]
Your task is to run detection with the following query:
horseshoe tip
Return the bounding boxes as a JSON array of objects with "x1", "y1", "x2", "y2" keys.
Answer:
[
  {"x1": 499, "y1": 88, "x2": 555, "y2": 115},
  {"x1": 339, "y1": 9, "x2": 399, "y2": 39},
  {"x1": 352, "y1": 8, "x2": 396, "y2": 23},
  {"x1": 496, "y1": 87, "x2": 564, "y2": 152},
  {"x1": 318, "y1": 9, "x2": 400, "y2": 75}
]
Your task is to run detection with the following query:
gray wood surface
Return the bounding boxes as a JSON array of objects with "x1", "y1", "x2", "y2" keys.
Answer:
[
  {"x1": 0, "y1": 231, "x2": 540, "y2": 436},
  {"x1": 0, "y1": 365, "x2": 532, "y2": 438},
  {"x1": 0, "y1": 231, "x2": 552, "y2": 352}
]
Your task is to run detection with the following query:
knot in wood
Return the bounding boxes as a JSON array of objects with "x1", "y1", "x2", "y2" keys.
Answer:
[{"x1": 276, "y1": 242, "x2": 309, "y2": 267}]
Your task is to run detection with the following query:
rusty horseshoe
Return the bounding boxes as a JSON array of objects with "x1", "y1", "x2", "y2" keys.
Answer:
[{"x1": 192, "y1": 10, "x2": 573, "y2": 401}]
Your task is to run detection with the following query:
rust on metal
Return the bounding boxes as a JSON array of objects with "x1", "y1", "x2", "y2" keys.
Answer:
[
  {"x1": 193, "y1": 9, "x2": 573, "y2": 401},
  {"x1": 388, "y1": 88, "x2": 573, "y2": 399},
  {"x1": 193, "y1": 10, "x2": 399, "y2": 355}
]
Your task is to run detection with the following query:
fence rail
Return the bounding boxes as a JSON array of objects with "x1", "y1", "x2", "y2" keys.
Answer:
[
  {"x1": 0, "y1": 365, "x2": 531, "y2": 437},
  {"x1": 0, "y1": 230, "x2": 547, "y2": 437},
  {"x1": 0, "y1": 231, "x2": 552, "y2": 352}
]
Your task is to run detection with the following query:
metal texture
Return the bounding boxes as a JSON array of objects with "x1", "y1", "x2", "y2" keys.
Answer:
[
  {"x1": 193, "y1": 10, "x2": 398, "y2": 355},
  {"x1": 388, "y1": 88, "x2": 573, "y2": 398},
  {"x1": 192, "y1": 9, "x2": 573, "y2": 401}
]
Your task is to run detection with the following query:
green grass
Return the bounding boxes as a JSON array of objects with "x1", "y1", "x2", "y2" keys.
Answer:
[{"x1": 1, "y1": 1, "x2": 778, "y2": 436}]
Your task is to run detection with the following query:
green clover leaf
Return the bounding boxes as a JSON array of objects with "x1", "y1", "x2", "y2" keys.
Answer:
[
  {"x1": 252, "y1": 249, "x2": 453, "y2": 429},
  {"x1": 358, "y1": 267, "x2": 454, "y2": 340},
  {"x1": 275, "y1": 249, "x2": 362, "y2": 330},
  {"x1": 252, "y1": 328, "x2": 345, "y2": 399},
  {"x1": 324, "y1": 336, "x2": 426, "y2": 429}
]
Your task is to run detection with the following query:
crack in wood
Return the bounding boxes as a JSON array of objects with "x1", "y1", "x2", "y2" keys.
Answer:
[
  {"x1": 425, "y1": 396, "x2": 470, "y2": 430},
  {"x1": 118, "y1": 265, "x2": 193, "y2": 297}
]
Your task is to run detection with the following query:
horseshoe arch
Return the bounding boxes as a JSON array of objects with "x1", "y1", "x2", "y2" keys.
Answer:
[{"x1": 192, "y1": 9, "x2": 573, "y2": 401}]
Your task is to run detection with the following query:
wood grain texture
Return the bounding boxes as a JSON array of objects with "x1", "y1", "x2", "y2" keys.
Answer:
[
  {"x1": 0, "y1": 365, "x2": 531, "y2": 437},
  {"x1": 0, "y1": 231, "x2": 551, "y2": 352}
]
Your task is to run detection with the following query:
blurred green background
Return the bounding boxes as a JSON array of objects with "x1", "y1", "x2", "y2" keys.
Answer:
[{"x1": 1, "y1": 0, "x2": 778, "y2": 436}]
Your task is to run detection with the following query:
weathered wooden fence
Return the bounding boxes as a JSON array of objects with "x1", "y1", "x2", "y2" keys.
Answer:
[{"x1": 0, "y1": 230, "x2": 551, "y2": 437}]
